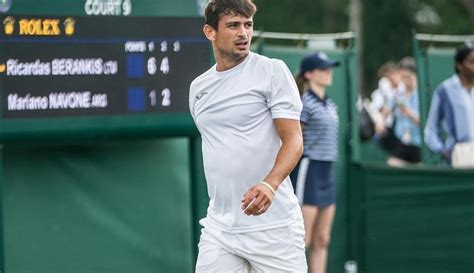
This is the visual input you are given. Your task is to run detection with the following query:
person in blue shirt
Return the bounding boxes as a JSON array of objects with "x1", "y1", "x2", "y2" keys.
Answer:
[
  {"x1": 424, "y1": 44, "x2": 474, "y2": 162},
  {"x1": 290, "y1": 52, "x2": 340, "y2": 273},
  {"x1": 387, "y1": 57, "x2": 421, "y2": 166}
]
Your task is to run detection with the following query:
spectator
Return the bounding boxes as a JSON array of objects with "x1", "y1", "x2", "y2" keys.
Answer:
[
  {"x1": 291, "y1": 52, "x2": 340, "y2": 273},
  {"x1": 424, "y1": 44, "x2": 474, "y2": 163},
  {"x1": 387, "y1": 57, "x2": 421, "y2": 166},
  {"x1": 370, "y1": 61, "x2": 404, "y2": 154}
]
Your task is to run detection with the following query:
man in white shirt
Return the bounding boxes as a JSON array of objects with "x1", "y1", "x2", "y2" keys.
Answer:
[{"x1": 189, "y1": 0, "x2": 307, "y2": 272}]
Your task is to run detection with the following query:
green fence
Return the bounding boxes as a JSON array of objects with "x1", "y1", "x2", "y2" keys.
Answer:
[
  {"x1": 349, "y1": 163, "x2": 474, "y2": 273},
  {"x1": 3, "y1": 140, "x2": 195, "y2": 273}
]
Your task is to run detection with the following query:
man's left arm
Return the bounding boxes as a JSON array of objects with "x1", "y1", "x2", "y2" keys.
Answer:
[{"x1": 241, "y1": 118, "x2": 303, "y2": 216}]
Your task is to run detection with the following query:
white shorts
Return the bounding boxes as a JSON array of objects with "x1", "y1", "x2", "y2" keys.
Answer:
[{"x1": 195, "y1": 215, "x2": 307, "y2": 273}]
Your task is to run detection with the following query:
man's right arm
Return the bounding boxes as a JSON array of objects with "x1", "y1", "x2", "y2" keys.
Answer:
[{"x1": 424, "y1": 88, "x2": 445, "y2": 154}]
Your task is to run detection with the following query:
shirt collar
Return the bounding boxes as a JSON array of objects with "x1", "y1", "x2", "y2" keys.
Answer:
[
  {"x1": 452, "y1": 74, "x2": 474, "y2": 93},
  {"x1": 452, "y1": 74, "x2": 462, "y2": 89},
  {"x1": 308, "y1": 89, "x2": 328, "y2": 104}
]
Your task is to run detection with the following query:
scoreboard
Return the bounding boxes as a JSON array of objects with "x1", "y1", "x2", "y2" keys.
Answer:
[{"x1": 0, "y1": 15, "x2": 210, "y2": 139}]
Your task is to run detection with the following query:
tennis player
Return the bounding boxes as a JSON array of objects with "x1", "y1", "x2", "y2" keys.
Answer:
[{"x1": 189, "y1": 0, "x2": 307, "y2": 272}]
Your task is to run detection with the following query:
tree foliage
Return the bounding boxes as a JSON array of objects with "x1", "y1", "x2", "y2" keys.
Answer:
[{"x1": 253, "y1": 0, "x2": 349, "y2": 33}]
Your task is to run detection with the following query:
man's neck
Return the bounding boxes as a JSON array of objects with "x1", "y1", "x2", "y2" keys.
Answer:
[
  {"x1": 214, "y1": 50, "x2": 248, "y2": 72},
  {"x1": 458, "y1": 73, "x2": 474, "y2": 91}
]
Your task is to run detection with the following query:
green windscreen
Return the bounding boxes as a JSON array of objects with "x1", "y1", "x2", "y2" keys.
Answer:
[
  {"x1": 4, "y1": 139, "x2": 194, "y2": 273},
  {"x1": 349, "y1": 163, "x2": 474, "y2": 273}
]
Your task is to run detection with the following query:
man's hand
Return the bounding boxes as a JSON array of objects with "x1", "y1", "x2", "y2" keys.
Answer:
[
  {"x1": 239, "y1": 118, "x2": 301, "y2": 216},
  {"x1": 241, "y1": 183, "x2": 274, "y2": 216}
]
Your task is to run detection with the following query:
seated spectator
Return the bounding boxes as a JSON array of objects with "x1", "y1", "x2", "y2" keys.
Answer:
[
  {"x1": 387, "y1": 57, "x2": 421, "y2": 166},
  {"x1": 370, "y1": 61, "x2": 404, "y2": 154},
  {"x1": 424, "y1": 44, "x2": 474, "y2": 163}
]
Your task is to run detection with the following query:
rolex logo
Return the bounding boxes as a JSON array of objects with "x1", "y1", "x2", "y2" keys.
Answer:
[
  {"x1": 3, "y1": 16, "x2": 14, "y2": 35},
  {"x1": 64, "y1": 17, "x2": 75, "y2": 36}
]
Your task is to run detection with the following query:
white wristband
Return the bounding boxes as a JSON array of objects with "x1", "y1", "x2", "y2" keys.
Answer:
[{"x1": 260, "y1": 181, "x2": 276, "y2": 195}]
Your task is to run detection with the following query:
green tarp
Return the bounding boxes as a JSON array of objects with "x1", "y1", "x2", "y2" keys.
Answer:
[
  {"x1": 3, "y1": 140, "x2": 194, "y2": 273},
  {"x1": 350, "y1": 163, "x2": 474, "y2": 273}
]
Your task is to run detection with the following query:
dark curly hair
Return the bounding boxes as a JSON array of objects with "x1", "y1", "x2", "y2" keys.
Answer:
[
  {"x1": 204, "y1": 0, "x2": 257, "y2": 30},
  {"x1": 455, "y1": 43, "x2": 474, "y2": 74}
]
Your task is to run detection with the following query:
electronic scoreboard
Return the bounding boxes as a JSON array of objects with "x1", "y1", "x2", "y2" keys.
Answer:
[{"x1": 0, "y1": 15, "x2": 210, "y2": 139}]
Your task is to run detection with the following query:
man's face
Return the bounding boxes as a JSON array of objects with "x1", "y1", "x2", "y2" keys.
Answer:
[
  {"x1": 211, "y1": 12, "x2": 253, "y2": 62},
  {"x1": 457, "y1": 51, "x2": 474, "y2": 81}
]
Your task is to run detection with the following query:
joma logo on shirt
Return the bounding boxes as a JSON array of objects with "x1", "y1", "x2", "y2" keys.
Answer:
[{"x1": 195, "y1": 91, "x2": 208, "y2": 100}]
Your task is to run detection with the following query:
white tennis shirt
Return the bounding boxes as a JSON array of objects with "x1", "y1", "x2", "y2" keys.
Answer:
[{"x1": 189, "y1": 52, "x2": 303, "y2": 232}]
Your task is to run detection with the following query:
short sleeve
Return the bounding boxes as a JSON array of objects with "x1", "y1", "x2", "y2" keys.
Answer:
[
  {"x1": 188, "y1": 81, "x2": 196, "y2": 120},
  {"x1": 267, "y1": 60, "x2": 302, "y2": 120}
]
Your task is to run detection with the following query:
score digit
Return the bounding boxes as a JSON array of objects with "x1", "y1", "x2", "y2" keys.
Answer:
[
  {"x1": 147, "y1": 57, "x2": 157, "y2": 75},
  {"x1": 149, "y1": 90, "x2": 157, "y2": 106},
  {"x1": 161, "y1": 88, "x2": 171, "y2": 107},
  {"x1": 161, "y1": 41, "x2": 168, "y2": 52},
  {"x1": 160, "y1": 57, "x2": 169, "y2": 74},
  {"x1": 173, "y1": 41, "x2": 180, "y2": 52},
  {"x1": 148, "y1": 42, "x2": 155, "y2": 52}
]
